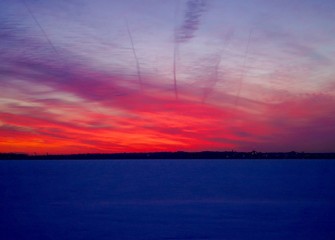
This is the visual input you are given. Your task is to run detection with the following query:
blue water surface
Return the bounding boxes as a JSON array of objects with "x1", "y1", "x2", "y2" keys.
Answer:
[{"x1": 1, "y1": 159, "x2": 335, "y2": 240}]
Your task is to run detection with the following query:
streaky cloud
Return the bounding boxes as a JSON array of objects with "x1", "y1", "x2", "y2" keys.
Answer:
[{"x1": 175, "y1": 0, "x2": 207, "y2": 43}]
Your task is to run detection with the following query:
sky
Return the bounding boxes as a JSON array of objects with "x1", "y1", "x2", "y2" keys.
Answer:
[{"x1": 1, "y1": 0, "x2": 335, "y2": 154}]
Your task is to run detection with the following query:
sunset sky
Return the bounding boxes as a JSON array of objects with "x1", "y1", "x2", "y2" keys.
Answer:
[{"x1": 1, "y1": 0, "x2": 335, "y2": 154}]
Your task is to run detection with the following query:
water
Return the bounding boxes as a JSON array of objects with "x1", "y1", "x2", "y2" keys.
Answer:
[{"x1": 1, "y1": 159, "x2": 335, "y2": 240}]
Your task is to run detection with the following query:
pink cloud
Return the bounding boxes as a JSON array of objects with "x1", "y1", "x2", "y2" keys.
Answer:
[{"x1": 1, "y1": 12, "x2": 335, "y2": 154}]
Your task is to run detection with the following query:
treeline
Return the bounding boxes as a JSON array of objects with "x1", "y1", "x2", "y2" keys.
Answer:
[{"x1": 1, "y1": 151, "x2": 335, "y2": 160}]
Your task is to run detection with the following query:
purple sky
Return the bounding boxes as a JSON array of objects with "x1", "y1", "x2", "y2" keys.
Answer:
[{"x1": 1, "y1": 0, "x2": 335, "y2": 153}]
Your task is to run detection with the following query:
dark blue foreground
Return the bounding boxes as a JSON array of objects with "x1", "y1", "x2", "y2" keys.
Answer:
[{"x1": 1, "y1": 159, "x2": 335, "y2": 239}]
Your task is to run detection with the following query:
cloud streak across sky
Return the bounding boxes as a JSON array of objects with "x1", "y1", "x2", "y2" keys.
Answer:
[
  {"x1": 175, "y1": 0, "x2": 207, "y2": 43},
  {"x1": 0, "y1": 0, "x2": 335, "y2": 154}
]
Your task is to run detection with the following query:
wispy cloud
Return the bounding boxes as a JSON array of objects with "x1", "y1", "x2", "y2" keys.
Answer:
[
  {"x1": 1, "y1": 1, "x2": 335, "y2": 153},
  {"x1": 175, "y1": 0, "x2": 207, "y2": 43}
]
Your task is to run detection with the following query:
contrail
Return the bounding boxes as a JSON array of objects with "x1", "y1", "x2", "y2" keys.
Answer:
[
  {"x1": 202, "y1": 30, "x2": 234, "y2": 102},
  {"x1": 125, "y1": 18, "x2": 143, "y2": 91},
  {"x1": 173, "y1": 42, "x2": 179, "y2": 100},
  {"x1": 21, "y1": 0, "x2": 58, "y2": 55},
  {"x1": 234, "y1": 29, "x2": 253, "y2": 107},
  {"x1": 201, "y1": 55, "x2": 221, "y2": 103},
  {"x1": 172, "y1": 0, "x2": 181, "y2": 100},
  {"x1": 172, "y1": 0, "x2": 207, "y2": 100}
]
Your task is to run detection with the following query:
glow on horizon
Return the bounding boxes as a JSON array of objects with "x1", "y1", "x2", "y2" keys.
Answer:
[{"x1": 1, "y1": 0, "x2": 335, "y2": 154}]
